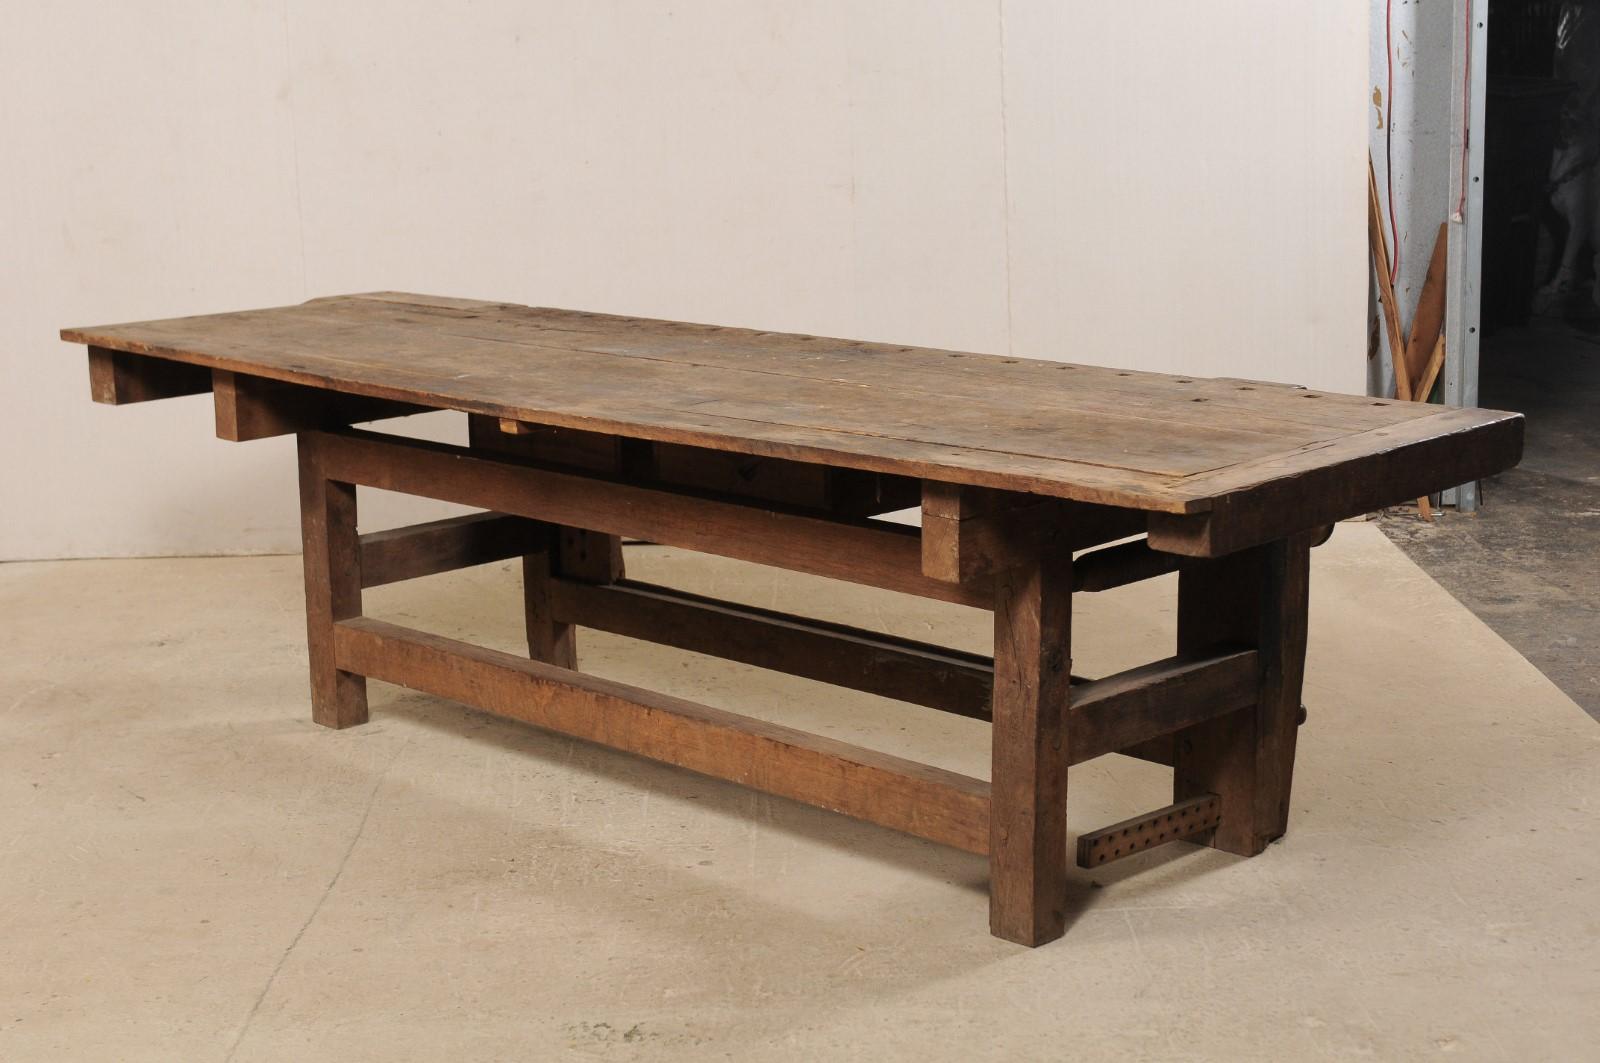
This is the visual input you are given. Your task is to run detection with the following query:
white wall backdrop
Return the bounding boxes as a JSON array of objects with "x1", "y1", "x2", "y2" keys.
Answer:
[{"x1": 0, "y1": 1, "x2": 1368, "y2": 560}]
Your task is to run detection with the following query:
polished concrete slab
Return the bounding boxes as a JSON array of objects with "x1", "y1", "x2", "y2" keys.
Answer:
[
  {"x1": 1381, "y1": 315, "x2": 1600, "y2": 721},
  {"x1": 1, "y1": 524, "x2": 1597, "y2": 1061}
]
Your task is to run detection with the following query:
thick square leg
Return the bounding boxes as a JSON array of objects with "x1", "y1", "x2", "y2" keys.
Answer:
[
  {"x1": 297, "y1": 436, "x2": 368, "y2": 729},
  {"x1": 522, "y1": 526, "x2": 622, "y2": 667},
  {"x1": 989, "y1": 552, "x2": 1073, "y2": 946},
  {"x1": 1172, "y1": 533, "x2": 1311, "y2": 855},
  {"x1": 466, "y1": 413, "x2": 615, "y2": 669},
  {"x1": 522, "y1": 528, "x2": 576, "y2": 668}
]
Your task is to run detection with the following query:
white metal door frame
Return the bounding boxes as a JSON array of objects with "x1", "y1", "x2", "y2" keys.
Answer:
[{"x1": 1443, "y1": 0, "x2": 1488, "y2": 512}]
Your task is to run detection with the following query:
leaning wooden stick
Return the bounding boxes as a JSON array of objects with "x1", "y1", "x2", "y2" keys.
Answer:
[
  {"x1": 1414, "y1": 333, "x2": 1448, "y2": 521},
  {"x1": 1415, "y1": 332, "x2": 1447, "y2": 403},
  {"x1": 1368, "y1": 156, "x2": 1411, "y2": 402},
  {"x1": 1405, "y1": 224, "x2": 1449, "y2": 390}
]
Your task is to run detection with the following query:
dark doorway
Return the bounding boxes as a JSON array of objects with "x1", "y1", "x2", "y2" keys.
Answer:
[{"x1": 1381, "y1": 0, "x2": 1600, "y2": 721}]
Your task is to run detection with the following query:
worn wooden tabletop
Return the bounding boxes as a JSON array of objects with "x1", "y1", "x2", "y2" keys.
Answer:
[{"x1": 63, "y1": 292, "x2": 1522, "y2": 516}]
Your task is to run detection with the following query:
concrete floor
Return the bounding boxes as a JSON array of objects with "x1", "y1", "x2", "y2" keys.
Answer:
[
  {"x1": 2, "y1": 525, "x2": 1598, "y2": 1061},
  {"x1": 1381, "y1": 316, "x2": 1600, "y2": 720}
]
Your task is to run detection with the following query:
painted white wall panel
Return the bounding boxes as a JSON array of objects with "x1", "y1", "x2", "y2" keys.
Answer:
[
  {"x1": 1004, "y1": 1, "x2": 1367, "y2": 392},
  {"x1": 1, "y1": 2, "x2": 305, "y2": 560},
  {"x1": 1, "y1": 2, "x2": 1364, "y2": 559}
]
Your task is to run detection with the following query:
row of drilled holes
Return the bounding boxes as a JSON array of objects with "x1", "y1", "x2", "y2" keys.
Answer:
[{"x1": 1094, "y1": 802, "x2": 1219, "y2": 865}]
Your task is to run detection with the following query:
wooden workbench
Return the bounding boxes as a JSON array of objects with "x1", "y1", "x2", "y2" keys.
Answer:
[{"x1": 62, "y1": 292, "x2": 1522, "y2": 946}]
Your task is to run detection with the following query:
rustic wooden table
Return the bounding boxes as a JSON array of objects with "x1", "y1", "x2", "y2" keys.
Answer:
[{"x1": 62, "y1": 292, "x2": 1523, "y2": 946}]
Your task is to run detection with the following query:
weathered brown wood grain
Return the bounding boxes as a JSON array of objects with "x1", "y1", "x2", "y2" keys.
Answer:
[
  {"x1": 68, "y1": 292, "x2": 1522, "y2": 948},
  {"x1": 1075, "y1": 794, "x2": 1223, "y2": 869},
  {"x1": 62, "y1": 293, "x2": 1523, "y2": 542},
  {"x1": 1171, "y1": 533, "x2": 1311, "y2": 855},
  {"x1": 297, "y1": 435, "x2": 368, "y2": 729},
  {"x1": 314, "y1": 427, "x2": 992, "y2": 607},
  {"x1": 215, "y1": 370, "x2": 425, "y2": 441},
  {"x1": 920, "y1": 483, "x2": 1146, "y2": 583},
  {"x1": 548, "y1": 577, "x2": 996, "y2": 718},
  {"x1": 333, "y1": 616, "x2": 992, "y2": 854},
  {"x1": 87, "y1": 345, "x2": 211, "y2": 404},
  {"x1": 1068, "y1": 648, "x2": 1258, "y2": 763},
  {"x1": 464, "y1": 413, "x2": 585, "y2": 666},
  {"x1": 989, "y1": 552, "x2": 1073, "y2": 947},
  {"x1": 1146, "y1": 408, "x2": 1522, "y2": 556},
  {"x1": 358, "y1": 512, "x2": 544, "y2": 589}
]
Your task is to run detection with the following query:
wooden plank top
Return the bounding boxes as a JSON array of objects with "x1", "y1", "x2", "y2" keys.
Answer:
[{"x1": 62, "y1": 292, "x2": 1522, "y2": 516}]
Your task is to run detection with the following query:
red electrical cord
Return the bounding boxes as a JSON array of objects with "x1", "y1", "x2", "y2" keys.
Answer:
[
  {"x1": 1456, "y1": 0, "x2": 1474, "y2": 219},
  {"x1": 1385, "y1": 0, "x2": 1400, "y2": 283}
]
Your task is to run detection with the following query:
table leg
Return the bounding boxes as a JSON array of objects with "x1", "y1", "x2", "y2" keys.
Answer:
[
  {"x1": 297, "y1": 435, "x2": 368, "y2": 729},
  {"x1": 522, "y1": 526, "x2": 577, "y2": 668},
  {"x1": 989, "y1": 552, "x2": 1073, "y2": 946},
  {"x1": 466, "y1": 413, "x2": 607, "y2": 669},
  {"x1": 1172, "y1": 533, "x2": 1311, "y2": 855},
  {"x1": 526, "y1": 527, "x2": 623, "y2": 668}
]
